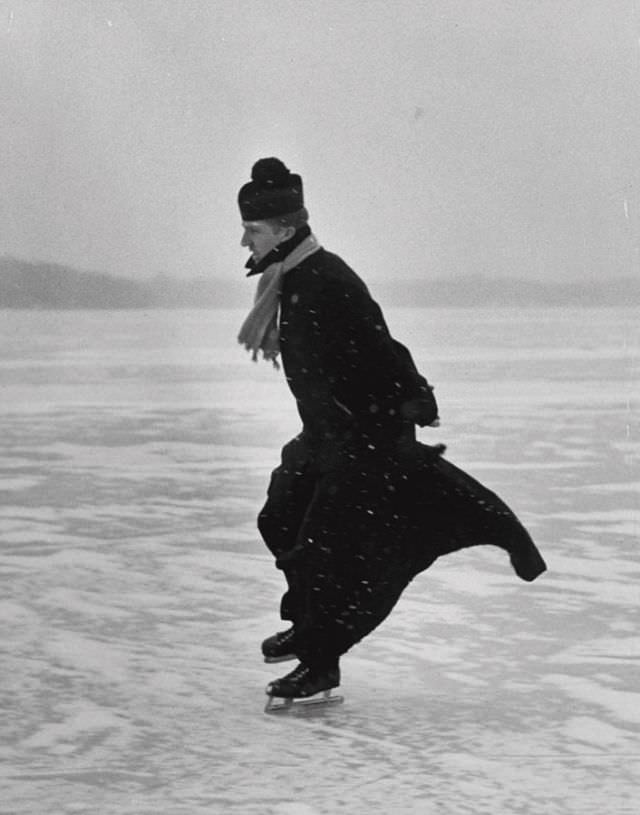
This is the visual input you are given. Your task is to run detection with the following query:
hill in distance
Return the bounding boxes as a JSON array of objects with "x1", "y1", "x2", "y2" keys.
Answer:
[{"x1": 1, "y1": 256, "x2": 638, "y2": 309}]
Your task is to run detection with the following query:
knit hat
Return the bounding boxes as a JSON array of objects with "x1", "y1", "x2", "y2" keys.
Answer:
[{"x1": 238, "y1": 158, "x2": 304, "y2": 221}]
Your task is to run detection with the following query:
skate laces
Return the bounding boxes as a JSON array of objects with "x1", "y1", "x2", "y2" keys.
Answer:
[
  {"x1": 286, "y1": 663, "x2": 311, "y2": 681},
  {"x1": 277, "y1": 628, "x2": 295, "y2": 645}
]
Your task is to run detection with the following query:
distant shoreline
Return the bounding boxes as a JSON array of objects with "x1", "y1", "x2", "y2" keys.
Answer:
[{"x1": 2, "y1": 256, "x2": 638, "y2": 309}]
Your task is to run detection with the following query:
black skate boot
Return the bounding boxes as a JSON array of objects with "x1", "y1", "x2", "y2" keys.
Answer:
[
  {"x1": 261, "y1": 627, "x2": 297, "y2": 663},
  {"x1": 264, "y1": 661, "x2": 342, "y2": 712}
]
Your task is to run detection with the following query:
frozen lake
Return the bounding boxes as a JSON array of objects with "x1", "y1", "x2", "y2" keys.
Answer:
[{"x1": 1, "y1": 306, "x2": 639, "y2": 815}]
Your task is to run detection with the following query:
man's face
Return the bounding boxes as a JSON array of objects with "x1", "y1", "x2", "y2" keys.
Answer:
[{"x1": 241, "y1": 220, "x2": 285, "y2": 263}]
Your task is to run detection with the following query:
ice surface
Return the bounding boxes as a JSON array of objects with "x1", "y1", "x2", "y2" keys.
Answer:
[{"x1": 1, "y1": 307, "x2": 638, "y2": 815}]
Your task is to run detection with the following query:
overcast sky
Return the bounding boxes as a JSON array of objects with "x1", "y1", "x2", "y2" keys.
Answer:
[{"x1": 2, "y1": 0, "x2": 638, "y2": 282}]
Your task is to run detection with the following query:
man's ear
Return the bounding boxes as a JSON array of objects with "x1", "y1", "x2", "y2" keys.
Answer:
[{"x1": 280, "y1": 225, "x2": 296, "y2": 242}]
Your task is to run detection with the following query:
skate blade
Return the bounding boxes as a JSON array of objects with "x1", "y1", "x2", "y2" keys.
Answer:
[
  {"x1": 263, "y1": 653, "x2": 297, "y2": 664},
  {"x1": 264, "y1": 689, "x2": 344, "y2": 714}
]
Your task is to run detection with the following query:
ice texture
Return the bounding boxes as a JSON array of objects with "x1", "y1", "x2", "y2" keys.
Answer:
[{"x1": 1, "y1": 307, "x2": 638, "y2": 814}]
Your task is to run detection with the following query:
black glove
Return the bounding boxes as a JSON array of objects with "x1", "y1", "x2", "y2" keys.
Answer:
[{"x1": 400, "y1": 395, "x2": 440, "y2": 427}]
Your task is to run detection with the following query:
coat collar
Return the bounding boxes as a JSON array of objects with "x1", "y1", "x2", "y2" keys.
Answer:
[{"x1": 245, "y1": 224, "x2": 312, "y2": 277}]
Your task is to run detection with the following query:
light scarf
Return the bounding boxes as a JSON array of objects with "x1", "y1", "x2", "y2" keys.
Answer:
[{"x1": 238, "y1": 233, "x2": 321, "y2": 366}]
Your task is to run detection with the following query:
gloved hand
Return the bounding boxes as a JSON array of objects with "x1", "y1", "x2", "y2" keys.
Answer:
[{"x1": 400, "y1": 396, "x2": 440, "y2": 427}]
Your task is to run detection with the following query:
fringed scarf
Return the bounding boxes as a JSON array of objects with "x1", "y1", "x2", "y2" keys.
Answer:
[{"x1": 238, "y1": 233, "x2": 322, "y2": 366}]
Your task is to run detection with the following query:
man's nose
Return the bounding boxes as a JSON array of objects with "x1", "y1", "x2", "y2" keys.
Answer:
[{"x1": 241, "y1": 231, "x2": 250, "y2": 247}]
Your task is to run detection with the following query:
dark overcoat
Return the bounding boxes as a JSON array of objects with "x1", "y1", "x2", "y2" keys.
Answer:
[{"x1": 249, "y1": 228, "x2": 546, "y2": 669}]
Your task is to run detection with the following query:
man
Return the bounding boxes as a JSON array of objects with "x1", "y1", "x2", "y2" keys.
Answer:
[{"x1": 238, "y1": 158, "x2": 546, "y2": 705}]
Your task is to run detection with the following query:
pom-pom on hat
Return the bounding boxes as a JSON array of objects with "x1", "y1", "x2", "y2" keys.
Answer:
[{"x1": 238, "y1": 158, "x2": 304, "y2": 221}]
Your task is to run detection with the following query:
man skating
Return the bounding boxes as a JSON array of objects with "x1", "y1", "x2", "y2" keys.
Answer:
[{"x1": 237, "y1": 158, "x2": 546, "y2": 708}]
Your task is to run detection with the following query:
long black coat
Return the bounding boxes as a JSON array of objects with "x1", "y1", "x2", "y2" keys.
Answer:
[
  {"x1": 250, "y1": 229, "x2": 546, "y2": 670},
  {"x1": 278, "y1": 244, "x2": 438, "y2": 462}
]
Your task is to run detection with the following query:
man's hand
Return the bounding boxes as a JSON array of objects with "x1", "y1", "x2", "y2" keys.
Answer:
[{"x1": 400, "y1": 397, "x2": 440, "y2": 428}]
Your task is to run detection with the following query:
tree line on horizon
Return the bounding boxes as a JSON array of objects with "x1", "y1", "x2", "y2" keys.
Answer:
[{"x1": 1, "y1": 256, "x2": 638, "y2": 309}]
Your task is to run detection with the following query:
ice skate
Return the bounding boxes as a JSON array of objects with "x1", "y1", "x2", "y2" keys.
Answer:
[
  {"x1": 264, "y1": 662, "x2": 343, "y2": 713},
  {"x1": 261, "y1": 627, "x2": 297, "y2": 663}
]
